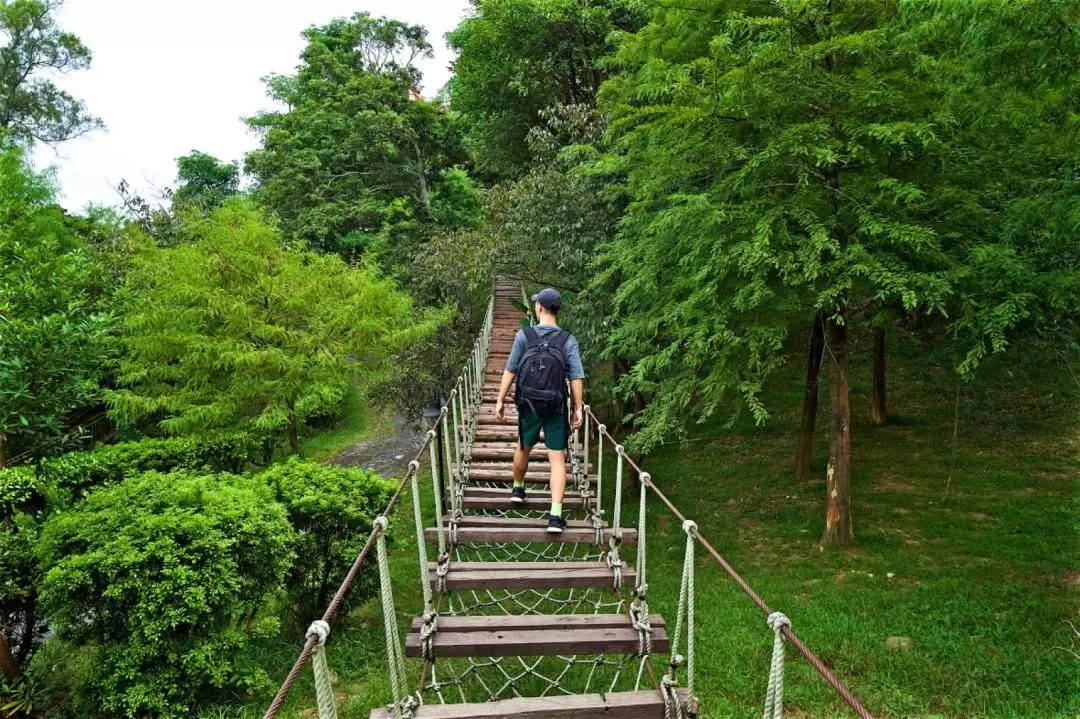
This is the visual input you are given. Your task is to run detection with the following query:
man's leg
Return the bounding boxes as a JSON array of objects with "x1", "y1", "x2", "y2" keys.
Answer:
[
  {"x1": 547, "y1": 449, "x2": 566, "y2": 517},
  {"x1": 513, "y1": 443, "x2": 533, "y2": 484}
]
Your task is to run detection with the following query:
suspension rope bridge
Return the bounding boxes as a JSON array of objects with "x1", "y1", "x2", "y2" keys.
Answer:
[{"x1": 261, "y1": 281, "x2": 876, "y2": 719}]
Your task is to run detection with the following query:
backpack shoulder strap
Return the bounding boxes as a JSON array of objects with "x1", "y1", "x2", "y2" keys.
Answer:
[
  {"x1": 549, "y1": 329, "x2": 570, "y2": 351},
  {"x1": 522, "y1": 326, "x2": 541, "y2": 346}
]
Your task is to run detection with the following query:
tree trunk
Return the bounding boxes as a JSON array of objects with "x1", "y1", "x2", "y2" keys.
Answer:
[
  {"x1": 871, "y1": 326, "x2": 887, "y2": 426},
  {"x1": 409, "y1": 137, "x2": 430, "y2": 213},
  {"x1": 795, "y1": 313, "x2": 825, "y2": 481},
  {"x1": 286, "y1": 404, "x2": 299, "y2": 454},
  {"x1": 821, "y1": 316, "x2": 854, "y2": 546},
  {"x1": 0, "y1": 631, "x2": 19, "y2": 679}
]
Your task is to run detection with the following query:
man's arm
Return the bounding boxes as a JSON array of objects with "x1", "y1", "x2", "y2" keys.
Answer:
[
  {"x1": 569, "y1": 379, "x2": 584, "y2": 430},
  {"x1": 495, "y1": 330, "x2": 526, "y2": 420}
]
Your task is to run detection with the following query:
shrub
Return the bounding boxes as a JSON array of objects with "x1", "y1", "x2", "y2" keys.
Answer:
[
  {"x1": 36, "y1": 471, "x2": 293, "y2": 718},
  {"x1": 257, "y1": 457, "x2": 394, "y2": 623}
]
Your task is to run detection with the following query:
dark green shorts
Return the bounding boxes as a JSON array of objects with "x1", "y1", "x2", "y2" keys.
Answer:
[{"x1": 518, "y1": 409, "x2": 570, "y2": 451}]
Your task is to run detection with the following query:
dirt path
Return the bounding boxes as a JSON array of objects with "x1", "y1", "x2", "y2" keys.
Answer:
[{"x1": 329, "y1": 413, "x2": 426, "y2": 478}]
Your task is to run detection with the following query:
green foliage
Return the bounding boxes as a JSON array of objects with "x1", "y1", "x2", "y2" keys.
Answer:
[
  {"x1": 36, "y1": 471, "x2": 293, "y2": 718},
  {"x1": 0, "y1": 0, "x2": 101, "y2": 145},
  {"x1": 0, "y1": 146, "x2": 115, "y2": 464},
  {"x1": 258, "y1": 457, "x2": 394, "y2": 623},
  {"x1": 594, "y1": 0, "x2": 1080, "y2": 450},
  {"x1": 447, "y1": 0, "x2": 646, "y2": 178},
  {"x1": 172, "y1": 150, "x2": 241, "y2": 213},
  {"x1": 108, "y1": 199, "x2": 437, "y2": 453},
  {"x1": 245, "y1": 13, "x2": 469, "y2": 259}
]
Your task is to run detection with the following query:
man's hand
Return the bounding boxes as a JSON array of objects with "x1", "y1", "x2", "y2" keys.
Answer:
[
  {"x1": 572, "y1": 406, "x2": 583, "y2": 431},
  {"x1": 495, "y1": 399, "x2": 505, "y2": 420}
]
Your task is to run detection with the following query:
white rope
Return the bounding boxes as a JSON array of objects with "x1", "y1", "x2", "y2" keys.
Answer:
[
  {"x1": 409, "y1": 460, "x2": 433, "y2": 612},
  {"x1": 596, "y1": 424, "x2": 605, "y2": 517},
  {"x1": 375, "y1": 517, "x2": 408, "y2": 717},
  {"x1": 428, "y1": 429, "x2": 446, "y2": 557},
  {"x1": 672, "y1": 520, "x2": 697, "y2": 699},
  {"x1": 763, "y1": 612, "x2": 791, "y2": 719},
  {"x1": 635, "y1": 473, "x2": 650, "y2": 597},
  {"x1": 612, "y1": 446, "x2": 625, "y2": 537},
  {"x1": 440, "y1": 408, "x2": 457, "y2": 517},
  {"x1": 450, "y1": 389, "x2": 462, "y2": 480},
  {"x1": 307, "y1": 620, "x2": 338, "y2": 719}
]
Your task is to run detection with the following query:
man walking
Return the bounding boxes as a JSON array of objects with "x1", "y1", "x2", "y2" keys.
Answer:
[{"x1": 494, "y1": 288, "x2": 584, "y2": 533}]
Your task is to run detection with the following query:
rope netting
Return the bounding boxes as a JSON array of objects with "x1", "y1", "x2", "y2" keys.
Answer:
[{"x1": 261, "y1": 284, "x2": 876, "y2": 719}]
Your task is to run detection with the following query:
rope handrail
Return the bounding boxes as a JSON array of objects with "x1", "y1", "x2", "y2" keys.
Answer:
[
  {"x1": 584, "y1": 409, "x2": 875, "y2": 719},
  {"x1": 262, "y1": 292, "x2": 494, "y2": 719}
]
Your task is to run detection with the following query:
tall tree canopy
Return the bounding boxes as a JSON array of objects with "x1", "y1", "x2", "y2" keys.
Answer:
[
  {"x1": 0, "y1": 0, "x2": 100, "y2": 145},
  {"x1": 447, "y1": 0, "x2": 646, "y2": 178},
  {"x1": 595, "y1": 0, "x2": 1080, "y2": 544},
  {"x1": 172, "y1": 150, "x2": 240, "y2": 213},
  {"x1": 245, "y1": 13, "x2": 469, "y2": 259},
  {"x1": 0, "y1": 147, "x2": 114, "y2": 467},
  {"x1": 108, "y1": 199, "x2": 439, "y2": 453}
]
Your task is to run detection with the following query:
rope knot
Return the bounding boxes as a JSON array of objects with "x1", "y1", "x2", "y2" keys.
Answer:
[
  {"x1": 374, "y1": 515, "x2": 389, "y2": 531},
  {"x1": 681, "y1": 519, "x2": 698, "y2": 535},
  {"x1": 306, "y1": 619, "x2": 331, "y2": 646},
  {"x1": 640, "y1": 471, "x2": 652, "y2": 486},
  {"x1": 598, "y1": 423, "x2": 607, "y2": 434},
  {"x1": 408, "y1": 459, "x2": 421, "y2": 472},
  {"x1": 615, "y1": 443, "x2": 626, "y2": 456},
  {"x1": 426, "y1": 428, "x2": 437, "y2": 441},
  {"x1": 767, "y1": 611, "x2": 790, "y2": 634}
]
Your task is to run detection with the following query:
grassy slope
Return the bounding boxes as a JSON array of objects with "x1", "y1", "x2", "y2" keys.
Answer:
[
  {"x1": 297, "y1": 385, "x2": 377, "y2": 461},
  {"x1": 223, "y1": 336, "x2": 1079, "y2": 719}
]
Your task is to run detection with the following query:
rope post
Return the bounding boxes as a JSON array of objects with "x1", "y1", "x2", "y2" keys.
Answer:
[
  {"x1": 583, "y1": 406, "x2": 590, "y2": 477},
  {"x1": 450, "y1": 389, "x2": 462, "y2": 480},
  {"x1": 428, "y1": 429, "x2": 446, "y2": 558},
  {"x1": 440, "y1": 405, "x2": 457, "y2": 517},
  {"x1": 596, "y1": 424, "x2": 605, "y2": 517},
  {"x1": 764, "y1": 612, "x2": 791, "y2": 719},
  {"x1": 635, "y1": 472, "x2": 650, "y2": 598},
  {"x1": 307, "y1": 620, "x2": 338, "y2": 719},
  {"x1": 613, "y1": 445, "x2": 625, "y2": 538},
  {"x1": 374, "y1": 517, "x2": 409, "y2": 719}
]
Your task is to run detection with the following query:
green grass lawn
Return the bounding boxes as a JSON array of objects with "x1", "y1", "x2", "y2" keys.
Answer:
[
  {"x1": 218, "y1": 337, "x2": 1079, "y2": 719},
  {"x1": 297, "y1": 384, "x2": 378, "y2": 461}
]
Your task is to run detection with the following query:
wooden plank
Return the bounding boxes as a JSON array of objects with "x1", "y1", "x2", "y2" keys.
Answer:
[
  {"x1": 446, "y1": 516, "x2": 597, "y2": 529},
  {"x1": 370, "y1": 690, "x2": 689, "y2": 719},
  {"x1": 406, "y1": 626, "x2": 669, "y2": 657},
  {"x1": 460, "y1": 495, "x2": 585, "y2": 511},
  {"x1": 410, "y1": 612, "x2": 664, "y2": 633},
  {"x1": 468, "y1": 468, "x2": 598, "y2": 484},
  {"x1": 425, "y1": 526, "x2": 635, "y2": 545},
  {"x1": 463, "y1": 487, "x2": 582, "y2": 500},
  {"x1": 428, "y1": 562, "x2": 635, "y2": 591}
]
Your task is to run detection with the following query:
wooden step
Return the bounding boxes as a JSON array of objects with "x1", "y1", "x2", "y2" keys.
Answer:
[
  {"x1": 427, "y1": 560, "x2": 634, "y2": 591},
  {"x1": 426, "y1": 523, "x2": 634, "y2": 545},
  {"x1": 470, "y1": 446, "x2": 584, "y2": 462},
  {"x1": 461, "y1": 487, "x2": 585, "y2": 510},
  {"x1": 468, "y1": 467, "x2": 597, "y2": 484},
  {"x1": 370, "y1": 690, "x2": 689, "y2": 719},
  {"x1": 405, "y1": 613, "x2": 667, "y2": 658}
]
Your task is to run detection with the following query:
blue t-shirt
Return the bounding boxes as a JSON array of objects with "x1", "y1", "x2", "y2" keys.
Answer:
[{"x1": 505, "y1": 325, "x2": 585, "y2": 380}]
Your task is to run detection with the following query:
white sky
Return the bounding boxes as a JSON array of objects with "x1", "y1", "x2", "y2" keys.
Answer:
[{"x1": 30, "y1": 0, "x2": 472, "y2": 211}]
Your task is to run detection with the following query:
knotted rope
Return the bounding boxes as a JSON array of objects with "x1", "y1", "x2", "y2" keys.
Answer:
[
  {"x1": 375, "y1": 517, "x2": 410, "y2": 718},
  {"x1": 307, "y1": 620, "x2": 338, "y2": 719},
  {"x1": 635, "y1": 473, "x2": 650, "y2": 598},
  {"x1": 763, "y1": 612, "x2": 791, "y2": 719},
  {"x1": 670, "y1": 520, "x2": 697, "y2": 707}
]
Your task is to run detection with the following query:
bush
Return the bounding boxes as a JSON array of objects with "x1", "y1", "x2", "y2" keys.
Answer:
[
  {"x1": 257, "y1": 457, "x2": 394, "y2": 624},
  {"x1": 36, "y1": 471, "x2": 294, "y2": 718}
]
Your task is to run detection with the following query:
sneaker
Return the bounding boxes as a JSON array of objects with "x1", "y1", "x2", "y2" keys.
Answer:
[
  {"x1": 546, "y1": 513, "x2": 567, "y2": 534},
  {"x1": 510, "y1": 486, "x2": 527, "y2": 504}
]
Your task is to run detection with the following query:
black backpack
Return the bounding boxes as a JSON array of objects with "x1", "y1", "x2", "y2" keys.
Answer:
[{"x1": 515, "y1": 327, "x2": 570, "y2": 417}]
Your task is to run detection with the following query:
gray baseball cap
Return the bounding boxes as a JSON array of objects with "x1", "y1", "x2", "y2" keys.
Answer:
[{"x1": 530, "y1": 287, "x2": 562, "y2": 310}]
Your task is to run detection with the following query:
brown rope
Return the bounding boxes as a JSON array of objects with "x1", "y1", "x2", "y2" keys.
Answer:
[{"x1": 589, "y1": 413, "x2": 875, "y2": 719}]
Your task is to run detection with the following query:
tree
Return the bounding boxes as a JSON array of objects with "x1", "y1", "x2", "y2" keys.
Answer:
[
  {"x1": 597, "y1": 1, "x2": 969, "y2": 545},
  {"x1": 36, "y1": 471, "x2": 293, "y2": 717},
  {"x1": 172, "y1": 150, "x2": 240, "y2": 213},
  {"x1": 0, "y1": 0, "x2": 101, "y2": 145},
  {"x1": 245, "y1": 13, "x2": 468, "y2": 259},
  {"x1": 0, "y1": 147, "x2": 115, "y2": 467},
  {"x1": 447, "y1": 0, "x2": 646, "y2": 178},
  {"x1": 107, "y1": 199, "x2": 439, "y2": 453}
]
